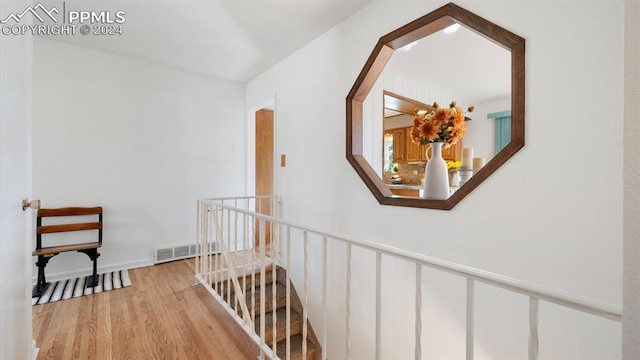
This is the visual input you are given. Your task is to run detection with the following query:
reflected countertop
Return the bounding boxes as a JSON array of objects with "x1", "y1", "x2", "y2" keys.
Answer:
[{"x1": 386, "y1": 184, "x2": 423, "y2": 190}]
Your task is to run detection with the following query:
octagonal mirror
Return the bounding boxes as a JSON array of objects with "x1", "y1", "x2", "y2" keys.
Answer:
[{"x1": 346, "y1": 2, "x2": 525, "y2": 210}]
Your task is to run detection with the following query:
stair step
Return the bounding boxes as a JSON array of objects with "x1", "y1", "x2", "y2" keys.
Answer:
[
  {"x1": 274, "y1": 334, "x2": 318, "y2": 360},
  {"x1": 211, "y1": 267, "x2": 281, "y2": 294},
  {"x1": 232, "y1": 282, "x2": 287, "y2": 315},
  {"x1": 255, "y1": 307, "x2": 303, "y2": 344},
  {"x1": 211, "y1": 264, "x2": 321, "y2": 359},
  {"x1": 213, "y1": 266, "x2": 281, "y2": 293}
]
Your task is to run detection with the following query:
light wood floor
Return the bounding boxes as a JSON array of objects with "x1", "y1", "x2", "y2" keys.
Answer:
[{"x1": 33, "y1": 259, "x2": 259, "y2": 360}]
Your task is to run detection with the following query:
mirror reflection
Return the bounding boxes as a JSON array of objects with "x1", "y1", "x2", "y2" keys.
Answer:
[{"x1": 362, "y1": 23, "x2": 511, "y2": 198}]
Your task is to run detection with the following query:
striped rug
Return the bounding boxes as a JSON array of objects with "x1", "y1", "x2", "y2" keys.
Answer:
[{"x1": 32, "y1": 270, "x2": 132, "y2": 306}]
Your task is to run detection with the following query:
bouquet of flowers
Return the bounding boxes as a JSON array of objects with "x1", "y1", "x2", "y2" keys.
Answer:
[
  {"x1": 446, "y1": 160, "x2": 462, "y2": 173},
  {"x1": 410, "y1": 101, "x2": 474, "y2": 148}
]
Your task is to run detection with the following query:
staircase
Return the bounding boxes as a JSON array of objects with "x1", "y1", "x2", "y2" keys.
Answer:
[{"x1": 216, "y1": 265, "x2": 321, "y2": 360}]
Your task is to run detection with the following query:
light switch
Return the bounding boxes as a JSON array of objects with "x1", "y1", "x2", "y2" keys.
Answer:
[{"x1": 280, "y1": 154, "x2": 286, "y2": 167}]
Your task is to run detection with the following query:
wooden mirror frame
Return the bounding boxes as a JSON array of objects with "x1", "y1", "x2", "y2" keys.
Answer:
[{"x1": 346, "y1": 2, "x2": 525, "y2": 210}]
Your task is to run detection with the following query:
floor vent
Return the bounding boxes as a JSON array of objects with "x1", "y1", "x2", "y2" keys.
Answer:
[{"x1": 153, "y1": 243, "x2": 217, "y2": 264}]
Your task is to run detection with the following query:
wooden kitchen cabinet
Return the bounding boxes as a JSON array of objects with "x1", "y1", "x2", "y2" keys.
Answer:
[
  {"x1": 389, "y1": 126, "x2": 463, "y2": 164},
  {"x1": 392, "y1": 128, "x2": 405, "y2": 163},
  {"x1": 442, "y1": 141, "x2": 462, "y2": 161},
  {"x1": 422, "y1": 138, "x2": 462, "y2": 162},
  {"x1": 390, "y1": 127, "x2": 424, "y2": 163},
  {"x1": 405, "y1": 129, "x2": 422, "y2": 162},
  {"x1": 419, "y1": 143, "x2": 430, "y2": 162},
  {"x1": 389, "y1": 187, "x2": 420, "y2": 197}
]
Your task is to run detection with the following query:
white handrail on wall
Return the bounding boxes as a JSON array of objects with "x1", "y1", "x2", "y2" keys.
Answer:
[{"x1": 195, "y1": 196, "x2": 622, "y2": 360}]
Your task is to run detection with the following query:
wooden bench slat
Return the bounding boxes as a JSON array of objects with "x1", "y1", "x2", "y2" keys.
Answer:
[
  {"x1": 38, "y1": 207, "x2": 102, "y2": 217},
  {"x1": 32, "y1": 242, "x2": 101, "y2": 256},
  {"x1": 37, "y1": 222, "x2": 102, "y2": 234}
]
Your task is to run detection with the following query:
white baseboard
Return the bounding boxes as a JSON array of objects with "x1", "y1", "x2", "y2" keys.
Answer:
[{"x1": 31, "y1": 258, "x2": 154, "y2": 285}]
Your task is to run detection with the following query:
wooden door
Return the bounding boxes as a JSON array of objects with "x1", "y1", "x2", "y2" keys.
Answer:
[
  {"x1": 255, "y1": 109, "x2": 274, "y2": 247},
  {"x1": 0, "y1": 25, "x2": 33, "y2": 359}
]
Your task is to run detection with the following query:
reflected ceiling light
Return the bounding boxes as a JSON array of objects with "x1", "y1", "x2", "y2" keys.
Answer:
[
  {"x1": 416, "y1": 110, "x2": 428, "y2": 115},
  {"x1": 443, "y1": 23, "x2": 460, "y2": 34},
  {"x1": 399, "y1": 40, "x2": 418, "y2": 52}
]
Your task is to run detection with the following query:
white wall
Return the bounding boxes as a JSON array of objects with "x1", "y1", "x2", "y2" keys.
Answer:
[
  {"x1": 465, "y1": 97, "x2": 511, "y2": 160},
  {"x1": 247, "y1": 1, "x2": 623, "y2": 359},
  {"x1": 32, "y1": 38, "x2": 246, "y2": 278}
]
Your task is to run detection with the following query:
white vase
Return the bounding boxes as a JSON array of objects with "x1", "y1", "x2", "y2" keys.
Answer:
[
  {"x1": 423, "y1": 142, "x2": 449, "y2": 200},
  {"x1": 449, "y1": 171, "x2": 459, "y2": 187}
]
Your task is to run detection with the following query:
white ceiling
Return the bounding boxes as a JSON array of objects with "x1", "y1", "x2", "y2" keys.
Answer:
[
  {"x1": 386, "y1": 24, "x2": 511, "y2": 104},
  {"x1": 40, "y1": 0, "x2": 373, "y2": 83}
]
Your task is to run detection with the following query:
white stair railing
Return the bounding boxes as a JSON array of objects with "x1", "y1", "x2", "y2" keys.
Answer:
[
  {"x1": 195, "y1": 196, "x2": 622, "y2": 360},
  {"x1": 196, "y1": 195, "x2": 283, "y2": 360}
]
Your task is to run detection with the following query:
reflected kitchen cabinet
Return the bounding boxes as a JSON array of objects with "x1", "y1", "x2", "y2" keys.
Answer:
[
  {"x1": 391, "y1": 126, "x2": 463, "y2": 164},
  {"x1": 422, "y1": 140, "x2": 461, "y2": 162},
  {"x1": 442, "y1": 141, "x2": 462, "y2": 162},
  {"x1": 390, "y1": 187, "x2": 420, "y2": 197},
  {"x1": 405, "y1": 130, "x2": 422, "y2": 162},
  {"x1": 391, "y1": 128, "x2": 405, "y2": 163}
]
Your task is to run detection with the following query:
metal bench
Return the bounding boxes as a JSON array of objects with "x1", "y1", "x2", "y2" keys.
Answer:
[{"x1": 32, "y1": 207, "x2": 103, "y2": 297}]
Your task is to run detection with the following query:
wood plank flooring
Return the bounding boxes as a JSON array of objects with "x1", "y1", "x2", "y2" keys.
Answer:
[{"x1": 33, "y1": 260, "x2": 259, "y2": 360}]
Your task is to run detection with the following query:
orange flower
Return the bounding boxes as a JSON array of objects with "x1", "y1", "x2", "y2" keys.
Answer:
[
  {"x1": 410, "y1": 127, "x2": 420, "y2": 143},
  {"x1": 419, "y1": 120, "x2": 440, "y2": 142},
  {"x1": 432, "y1": 107, "x2": 452, "y2": 127},
  {"x1": 452, "y1": 107, "x2": 466, "y2": 126},
  {"x1": 409, "y1": 100, "x2": 472, "y2": 145},
  {"x1": 449, "y1": 121, "x2": 467, "y2": 145}
]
